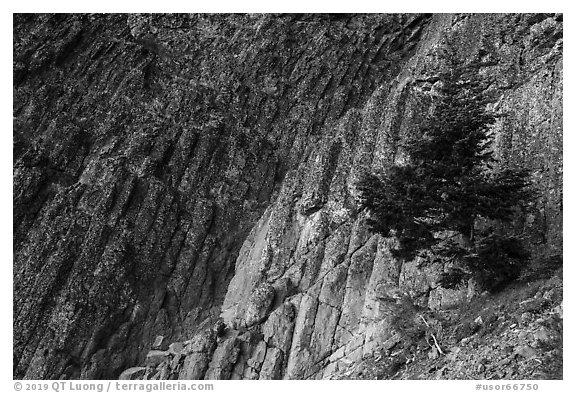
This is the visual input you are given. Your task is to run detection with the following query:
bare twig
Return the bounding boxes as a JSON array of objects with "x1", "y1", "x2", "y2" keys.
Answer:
[{"x1": 419, "y1": 314, "x2": 445, "y2": 355}]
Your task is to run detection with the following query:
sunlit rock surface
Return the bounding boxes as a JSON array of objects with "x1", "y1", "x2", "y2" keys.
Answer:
[{"x1": 13, "y1": 13, "x2": 562, "y2": 379}]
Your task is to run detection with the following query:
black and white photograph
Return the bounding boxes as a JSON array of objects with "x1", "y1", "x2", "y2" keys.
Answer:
[{"x1": 11, "y1": 5, "x2": 565, "y2": 387}]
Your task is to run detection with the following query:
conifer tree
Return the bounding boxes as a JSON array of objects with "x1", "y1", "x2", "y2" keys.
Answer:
[{"x1": 357, "y1": 51, "x2": 532, "y2": 292}]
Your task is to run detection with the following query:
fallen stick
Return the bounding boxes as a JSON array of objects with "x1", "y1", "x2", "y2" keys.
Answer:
[{"x1": 419, "y1": 315, "x2": 445, "y2": 355}]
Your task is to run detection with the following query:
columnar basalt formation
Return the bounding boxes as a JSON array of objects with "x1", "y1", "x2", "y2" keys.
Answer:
[{"x1": 13, "y1": 13, "x2": 562, "y2": 380}]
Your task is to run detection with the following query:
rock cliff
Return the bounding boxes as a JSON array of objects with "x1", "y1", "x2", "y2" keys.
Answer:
[{"x1": 13, "y1": 13, "x2": 562, "y2": 380}]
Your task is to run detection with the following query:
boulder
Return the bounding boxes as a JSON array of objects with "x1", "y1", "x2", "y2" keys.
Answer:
[
  {"x1": 152, "y1": 335, "x2": 169, "y2": 350},
  {"x1": 119, "y1": 367, "x2": 147, "y2": 380},
  {"x1": 515, "y1": 345, "x2": 538, "y2": 360},
  {"x1": 145, "y1": 350, "x2": 170, "y2": 368},
  {"x1": 243, "y1": 284, "x2": 276, "y2": 327}
]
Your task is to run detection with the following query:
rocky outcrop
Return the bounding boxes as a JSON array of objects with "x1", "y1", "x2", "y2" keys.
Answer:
[
  {"x1": 335, "y1": 273, "x2": 563, "y2": 380},
  {"x1": 14, "y1": 13, "x2": 562, "y2": 380}
]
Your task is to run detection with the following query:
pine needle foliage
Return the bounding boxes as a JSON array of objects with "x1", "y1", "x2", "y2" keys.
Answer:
[{"x1": 357, "y1": 51, "x2": 533, "y2": 292}]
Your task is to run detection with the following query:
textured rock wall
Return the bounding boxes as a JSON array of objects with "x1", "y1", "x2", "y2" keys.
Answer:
[{"x1": 13, "y1": 13, "x2": 562, "y2": 380}]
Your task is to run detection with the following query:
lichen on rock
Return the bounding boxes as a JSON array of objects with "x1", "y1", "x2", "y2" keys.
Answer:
[{"x1": 14, "y1": 13, "x2": 561, "y2": 380}]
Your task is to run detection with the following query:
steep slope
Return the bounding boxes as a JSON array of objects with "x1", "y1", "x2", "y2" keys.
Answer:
[
  {"x1": 13, "y1": 13, "x2": 562, "y2": 380},
  {"x1": 333, "y1": 271, "x2": 562, "y2": 380}
]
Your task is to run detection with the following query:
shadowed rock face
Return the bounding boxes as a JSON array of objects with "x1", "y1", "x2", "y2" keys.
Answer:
[{"x1": 13, "y1": 13, "x2": 562, "y2": 380}]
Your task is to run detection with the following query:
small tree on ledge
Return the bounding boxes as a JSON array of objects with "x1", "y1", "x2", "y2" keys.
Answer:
[{"x1": 357, "y1": 52, "x2": 533, "y2": 293}]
